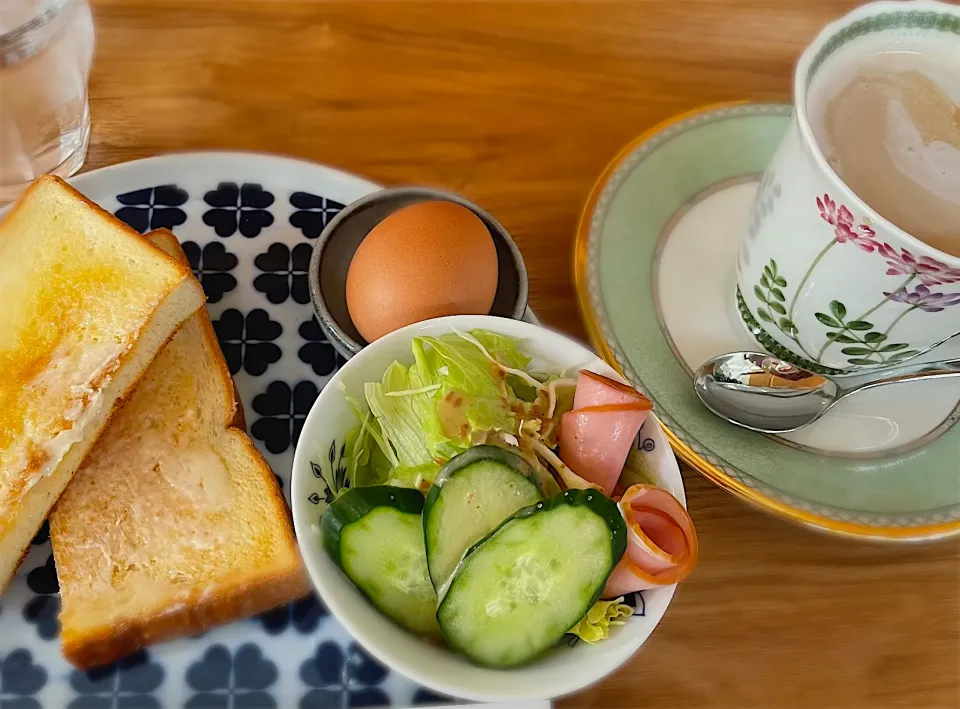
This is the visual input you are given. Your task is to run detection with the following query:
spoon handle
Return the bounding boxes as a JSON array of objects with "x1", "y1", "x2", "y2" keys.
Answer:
[{"x1": 850, "y1": 359, "x2": 960, "y2": 395}]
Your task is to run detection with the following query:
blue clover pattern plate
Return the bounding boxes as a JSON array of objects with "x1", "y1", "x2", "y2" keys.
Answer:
[{"x1": 0, "y1": 153, "x2": 467, "y2": 709}]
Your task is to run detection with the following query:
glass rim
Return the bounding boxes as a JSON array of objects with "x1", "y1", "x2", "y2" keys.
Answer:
[{"x1": 0, "y1": 0, "x2": 77, "y2": 54}]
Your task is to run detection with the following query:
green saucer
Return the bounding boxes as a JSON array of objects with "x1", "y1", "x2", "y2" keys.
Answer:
[{"x1": 575, "y1": 102, "x2": 960, "y2": 541}]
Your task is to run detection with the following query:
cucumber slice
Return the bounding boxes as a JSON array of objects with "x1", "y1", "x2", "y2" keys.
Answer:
[
  {"x1": 424, "y1": 446, "x2": 543, "y2": 591},
  {"x1": 322, "y1": 487, "x2": 438, "y2": 635},
  {"x1": 437, "y1": 489, "x2": 626, "y2": 668}
]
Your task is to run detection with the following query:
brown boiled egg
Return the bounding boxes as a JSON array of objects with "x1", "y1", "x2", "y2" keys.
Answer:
[{"x1": 345, "y1": 200, "x2": 499, "y2": 342}]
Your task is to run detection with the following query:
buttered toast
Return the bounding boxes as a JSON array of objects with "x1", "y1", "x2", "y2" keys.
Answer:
[
  {"x1": 0, "y1": 177, "x2": 205, "y2": 593},
  {"x1": 50, "y1": 229, "x2": 309, "y2": 669}
]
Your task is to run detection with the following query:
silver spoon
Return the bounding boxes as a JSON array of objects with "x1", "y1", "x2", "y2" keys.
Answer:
[{"x1": 693, "y1": 351, "x2": 960, "y2": 433}]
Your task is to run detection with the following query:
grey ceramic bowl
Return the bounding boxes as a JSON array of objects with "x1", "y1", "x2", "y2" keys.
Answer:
[{"x1": 308, "y1": 186, "x2": 529, "y2": 359}]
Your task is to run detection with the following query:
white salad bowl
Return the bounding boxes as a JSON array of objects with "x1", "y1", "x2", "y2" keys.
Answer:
[{"x1": 290, "y1": 315, "x2": 686, "y2": 702}]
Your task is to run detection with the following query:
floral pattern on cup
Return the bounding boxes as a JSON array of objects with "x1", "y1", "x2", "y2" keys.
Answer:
[
  {"x1": 743, "y1": 171, "x2": 782, "y2": 269},
  {"x1": 751, "y1": 194, "x2": 960, "y2": 370},
  {"x1": 878, "y1": 243, "x2": 960, "y2": 287},
  {"x1": 818, "y1": 194, "x2": 878, "y2": 252}
]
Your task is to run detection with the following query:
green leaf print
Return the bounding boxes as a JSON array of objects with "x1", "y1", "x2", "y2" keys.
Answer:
[
  {"x1": 812, "y1": 299, "x2": 912, "y2": 370},
  {"x1": 818, "y1": 308, "x2": 916, "y2": 369},
  {"x1": 751, "y1": 258, "x2": 814, "y2": 361},
  {"x1": 887, "y1": 349, "x2": 920, "y2": 362}
]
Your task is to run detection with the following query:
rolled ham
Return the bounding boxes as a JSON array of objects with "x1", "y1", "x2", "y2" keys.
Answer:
[
  {"x1": 558, "y1": 371, "x2": 652, "y2": 495},
  {"x1": 603, "y1": 484, "x2": 698, "y2": 597},
  {"x1": 573, "y1": 370, "x2": 650, "y2": 409}
]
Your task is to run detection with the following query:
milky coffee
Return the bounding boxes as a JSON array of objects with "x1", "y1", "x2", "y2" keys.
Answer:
[{"x1": 808, "y1": 38, "x2": 960, "y2": 256}]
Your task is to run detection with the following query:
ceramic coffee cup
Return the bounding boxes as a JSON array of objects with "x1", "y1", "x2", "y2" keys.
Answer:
[{"x1": 737, "y1": 0, "x2": 960, "y2": 376}]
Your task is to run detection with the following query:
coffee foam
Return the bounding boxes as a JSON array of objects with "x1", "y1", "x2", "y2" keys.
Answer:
[
  {"x1": 885, "y1": 89, "x2": 960, "y2": 207},
  {"x1": 808, "y1": 33, "x2": 960, "y2": 256}
]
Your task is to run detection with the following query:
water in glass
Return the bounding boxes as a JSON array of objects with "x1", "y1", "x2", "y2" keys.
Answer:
[{"x1": 0, "y1": 0, "x2": 94, "y2": 203}]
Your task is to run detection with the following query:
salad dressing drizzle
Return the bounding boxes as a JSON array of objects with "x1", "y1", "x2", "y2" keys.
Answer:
[{"x1": 437, "y1": 391, "x2": 472, "y2": 440}]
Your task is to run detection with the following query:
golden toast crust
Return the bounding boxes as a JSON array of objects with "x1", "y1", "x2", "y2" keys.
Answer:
[
  {"x1": 0, "y1": 176, "x2": 194, "y2": 489},
  {"x1": 0, "y1": 178, "x2": 205, "y2": 593},
  {"x1": 59, "y1": 565, "x2": 308, "y2": 669}
]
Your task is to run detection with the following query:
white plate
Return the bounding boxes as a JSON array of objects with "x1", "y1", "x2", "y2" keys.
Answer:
[{"x1": 0, "y1": 152, "x2": 468, "y2": 708}]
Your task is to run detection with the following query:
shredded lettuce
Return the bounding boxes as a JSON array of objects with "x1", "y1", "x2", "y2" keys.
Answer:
[
  {"x1": 345, "y1": 412, "x2": 370, "y2": 488},
  {"x1": 364, "y1": 361, "x2": 435, "y2": 468},
  {"x1": 508, "y1": 375, "x2": 540, "y2": 403},
  {"x1": 568, "y1": 598, "x2": 634, "y2": 643},
  {"x1": 385, "y1": 463, "x2": 440, "y2": 492},
  {"x1": 450, "y1": 328, "x2": 543, "y2": 391},
  {"x1": 468, "y1": 330, "x2": 532, "y2": 370},
  {"x1": 343, "y1": 329, "x2": 548, "y2": 490},
  {"x1": 344, "y1": 398, "x2": 394, "y2": 489},
  {"x1": 621, "y1": 447, "x2": 657, "y2": 487},
  {"x1": 411, "y1": 333, "x2": 521, "y2": 456}
]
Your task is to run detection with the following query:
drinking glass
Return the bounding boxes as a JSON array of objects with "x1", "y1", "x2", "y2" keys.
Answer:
[{"x1": 0, "y1": 0, "x2": 94, "y2": 203}]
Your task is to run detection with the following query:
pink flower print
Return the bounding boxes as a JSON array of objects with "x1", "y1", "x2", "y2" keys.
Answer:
[
  {"x1": 817, "y1": 194, "x2": 877, "y2": 250},
  {"x1": 884, "y1": 284, "x2": 960, "y2": 312},
  {"x1": 834, "y1": 221, "x2": 878, "y2": 252},
  {"x1": 877, "y1": 243, "x2": 960, "y2": 286},
  {"x1": 836, "y1": 205, "x2": 854, "y2": 229},
  {"x1": 817, "y1": 194, "x2": 841, "y2": 226}
]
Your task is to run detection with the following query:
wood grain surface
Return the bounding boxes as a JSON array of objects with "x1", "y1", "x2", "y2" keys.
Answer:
[{"x1": 84, "y1": 2, "x2": 959, "y2": 707}]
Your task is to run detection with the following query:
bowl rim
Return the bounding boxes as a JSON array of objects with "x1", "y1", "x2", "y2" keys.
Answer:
[
  {"x1": 290, "y1": 314, "x2": 682, "y2": 701},
  {"x1": 307, "y1": 186, "x2": 530, "y2": 357}
]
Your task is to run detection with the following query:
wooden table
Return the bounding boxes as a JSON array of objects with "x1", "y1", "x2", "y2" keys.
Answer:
[{"x1": 87, "y1": 2, "x2": 960, "y2": 707}]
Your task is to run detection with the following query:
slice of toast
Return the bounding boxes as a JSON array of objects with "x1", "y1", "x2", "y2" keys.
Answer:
[
  {"x1": 50, "y1": 229, "x2": 309, "y2": 669},
  {"x1": 0, "y1": 177, "x2": 205, "y2": 592}
]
